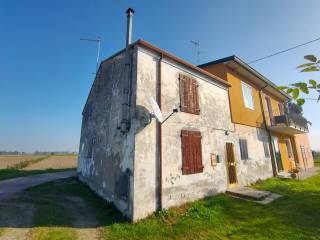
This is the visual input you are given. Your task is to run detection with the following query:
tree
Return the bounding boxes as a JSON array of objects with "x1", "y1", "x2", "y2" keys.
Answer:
[{"x1": 278, "y1": 55, "x2": 320, "y2": 105}]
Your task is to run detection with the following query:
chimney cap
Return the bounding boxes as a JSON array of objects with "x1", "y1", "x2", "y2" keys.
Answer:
[{"x1": 126, "y1": 8, "x2": 135, "y2": 14}]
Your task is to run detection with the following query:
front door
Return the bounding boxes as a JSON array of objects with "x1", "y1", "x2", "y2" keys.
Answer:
[
  {"x1": 226, "y1": 142, "x2": 237, "y2": 185},
  {"x1": 272, "y1": 137, "x2": 284, "y2": 172}
]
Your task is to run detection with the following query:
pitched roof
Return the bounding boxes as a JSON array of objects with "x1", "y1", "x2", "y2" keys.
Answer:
[{"x1": 198, "y1": 55, "x2": 291, "y2": 100}]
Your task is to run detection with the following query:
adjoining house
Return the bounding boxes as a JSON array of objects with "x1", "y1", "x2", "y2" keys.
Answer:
[
  {"x1": 78, "y1": 9, "x2": 314, "y2": 221},
  {"x1": 199, "y1": 55, "x2": 313, "y2": 177}
]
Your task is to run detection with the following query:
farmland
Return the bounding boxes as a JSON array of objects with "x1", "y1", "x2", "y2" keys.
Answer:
[{"x1": 0, "y1": 155, "x2": 77, "y2": 180}]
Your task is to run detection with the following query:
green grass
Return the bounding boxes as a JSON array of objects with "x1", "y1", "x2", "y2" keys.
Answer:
[
  {"x1": 314, "y1": 155, "x2": 320, "y2": 167},
  {"x1": 25, "y1": 174, "x2": 320, "y2": 240},
  {"x1": 0, "y1": 168, "x2": 76, "y2": 181}
]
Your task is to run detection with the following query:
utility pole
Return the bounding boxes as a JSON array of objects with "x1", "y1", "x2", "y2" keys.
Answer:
[{"x1": 80, "y1": 37, "x2": 102, "y2": 74}]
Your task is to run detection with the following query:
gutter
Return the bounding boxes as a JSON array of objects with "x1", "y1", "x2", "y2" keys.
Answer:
[
  {"x1": 157, "y1": 53, "x2": 163, "y2": 210},
  {"x1": 258, "y1": 84, "x2": 277, "y2": 176}
]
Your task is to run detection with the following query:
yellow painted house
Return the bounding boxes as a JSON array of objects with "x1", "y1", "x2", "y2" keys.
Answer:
[{"x1": 199, "y1": 55, "x2": 314, "y2": 176}]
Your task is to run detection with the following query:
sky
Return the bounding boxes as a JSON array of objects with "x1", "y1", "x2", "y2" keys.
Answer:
[{"x1": 0, "y1": 0, "x2": 319, "y2": 152}]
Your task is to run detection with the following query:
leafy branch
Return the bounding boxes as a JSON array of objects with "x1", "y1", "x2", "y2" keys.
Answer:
[{"x1": 278, "y1": 55, "x2": 320, "y2": 105}]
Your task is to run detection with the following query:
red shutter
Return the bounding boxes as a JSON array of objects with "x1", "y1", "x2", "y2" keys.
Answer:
[
  {"x1": 179, "y1": 74, "x2": 200, "y2": 115},
  {"x1": 192, "y1": 78, "x2": 200, "y2": 115},
  {"x1": 181, "y1": 130, "x2": 191, "y2": 174},
  {"x1": 192, "y1": 131, "x2": 203, "y2": 172},
  {"x1": 181, "y1": 130, "x2": 203, "y2": 175},
  {"x1": 179, "y1": 74, "x2": 189, "y2": 112}
]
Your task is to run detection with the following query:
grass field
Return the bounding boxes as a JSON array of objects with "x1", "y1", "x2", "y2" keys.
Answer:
[
  {"x1": 0, "y1": 155, "x2": 47, "y2": 169},
  {"x1": 0, "y1": 155, "x2": 77, "y2": 180},
  {"x1": 315, "y1": 155, "x2": 320, "y2": 167},
  {"x1": 1, "y1": 172, "x2": 319, "y2": 240}
]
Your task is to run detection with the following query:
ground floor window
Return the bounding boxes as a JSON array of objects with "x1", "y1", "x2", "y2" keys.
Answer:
[
  {"x1": 285, "y1": 139, "x2": 293, "y2": 158},
  {"x1": 263, "y1": 141, "x2": 270, "y2": 158},
  {"x1": 181, "y1": 130, "x2": 203, "y2": 174},
  {"x1": 239, "y1": 139, "x2": 249, "y2": 160}
]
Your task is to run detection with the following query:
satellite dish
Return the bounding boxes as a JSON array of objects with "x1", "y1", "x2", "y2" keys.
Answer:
[{"x1": 149, "y1": 97, "x2": 163, "y2": 123}]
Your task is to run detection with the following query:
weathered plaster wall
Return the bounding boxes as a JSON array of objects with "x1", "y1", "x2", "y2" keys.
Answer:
[
  {"x1": 132, "y1": 47, "x2": 275, "y2": 220},
  {"x1": 77, "y1": 49, "x2": 137, "y2": 219},
  {"x1": 293, "y1": 133, "x2": 314, "y2": 170},
  {"x1": 234, "y1": 124, "x2": 273, "y2": 186}
]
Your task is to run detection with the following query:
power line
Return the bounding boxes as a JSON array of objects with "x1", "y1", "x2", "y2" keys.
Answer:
[{"x1": 248, "y1": 36, "x2": 320, "y2": 64}]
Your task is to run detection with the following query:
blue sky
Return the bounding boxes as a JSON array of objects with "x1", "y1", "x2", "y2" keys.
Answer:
[{"x1": 0, "y1": 0, "x2": 319, "y2": 152}]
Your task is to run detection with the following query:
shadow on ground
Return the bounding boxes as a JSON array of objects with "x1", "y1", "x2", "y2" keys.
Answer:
[{"x1": 0, "y1": 177, "x2": 126, "y2": 229}]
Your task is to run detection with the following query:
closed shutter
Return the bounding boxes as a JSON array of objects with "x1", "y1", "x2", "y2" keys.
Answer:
[
  {"x1": 181, "y1": 130, "x2": 191, "y2": 174},
  {"x1": 278, "y1": 103, "x2": 285, "y2": 115},
  {"x1": 179, "y1": 74, "x2": 200, "y2": 115},
  {"x1": 179, "y1": 75, "x2": 189, "y2": 113},
  {"x1": 181, "y1": 130, "x2": 203, "y2": 174}
]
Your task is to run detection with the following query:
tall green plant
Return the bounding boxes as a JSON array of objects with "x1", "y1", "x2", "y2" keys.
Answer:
[{"x1": 278, "y1": 55, "x2": 320, "y2": 105}]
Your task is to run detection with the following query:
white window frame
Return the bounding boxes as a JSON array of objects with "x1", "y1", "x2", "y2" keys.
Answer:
[{"x1": 241, "y1": 81, "x2": 255, "y2": 110}]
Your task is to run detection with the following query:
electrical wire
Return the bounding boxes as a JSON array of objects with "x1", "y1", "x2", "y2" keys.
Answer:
[{"x1": 248, "y1": 36, "x2": 320, "y2": 64}]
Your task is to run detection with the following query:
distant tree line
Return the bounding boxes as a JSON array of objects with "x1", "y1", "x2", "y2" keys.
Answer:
[{"x1": 0, "y1": 151, "x2": 78, "y2": 155}]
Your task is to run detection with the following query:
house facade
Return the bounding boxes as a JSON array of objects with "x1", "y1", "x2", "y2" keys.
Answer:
[
  {"x1": 78, "y1": 40, "x2": 279, "y2": 221},
  {"x1": 199, "y1": 55, "x2": 313, "y2": 176}
]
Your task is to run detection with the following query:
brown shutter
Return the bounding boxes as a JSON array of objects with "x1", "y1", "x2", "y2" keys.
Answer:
[
  {"x1": 181, "y1": 130, "x2": 191, "y2": 174},
  {"x1": 192, "y1": 78, "x2": 200, "y2": 115},
  {"x1": 179, "y1": 74, "x2": 200, "y2": 115},
  {"x1": 181, "y1": 130, "x2": 203, "y2": 175},
  {"x1": 192, "y1": 131, "x2": 203, "y2": 172},
  {"x1": 179, "y1": 74, "x2": 189, "y2": 113}
]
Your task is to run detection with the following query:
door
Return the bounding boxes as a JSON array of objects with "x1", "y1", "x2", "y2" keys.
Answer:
[
  {"x1": 226, "y1": 142, "x2": 237, "y2": 185},
  {"x1": 272, "y1": 137, "x2": 284, "y2": 172},
  {"x1": 265, "y1": 96, "x2": 274, "y2": 125}
]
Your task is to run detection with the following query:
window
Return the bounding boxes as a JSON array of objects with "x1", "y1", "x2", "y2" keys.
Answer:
[
  {"x1": 239, "y1": 139, "x2": 249, "y2": 160},
  {"x1": 179, "y1": 74, "x2": 200, "y2": 115},
  {"x1": 285, "y1": 139, "x2": 293, "y2": 158},
  {"x1": 241, "y1": 82, "x2": 254, "y2": 110},
  {"x1": 181, "y1": 130, "x2": 203, "y2": 174},
  {"x1": 263, "y1": 141, "x2": 270, "y2": 158}
]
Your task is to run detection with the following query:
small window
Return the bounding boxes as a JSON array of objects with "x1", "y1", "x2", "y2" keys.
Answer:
[
  {"x1": 241, "y1": 82, "x2": 254, "y2": 110},
  {"x1": 285, "y1": 139, "x2": 293, "y2": 158},
  {"x1": 239, "y1": 139, "x2": 249, "y2": 160},
  {"x1": 263, "y1": 141, "x2": 270, "y2": 158},
  {"x1": 181, "y1": 130, "x2": 203, "y2": 174},
  {"x1": 179, "y1": 74, "x2": 200, "y2": 115}
]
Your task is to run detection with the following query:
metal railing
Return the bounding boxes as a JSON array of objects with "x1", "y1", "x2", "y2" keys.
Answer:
[{"x1": 266, "y1": 108, "x2": 309, "y2": 132}]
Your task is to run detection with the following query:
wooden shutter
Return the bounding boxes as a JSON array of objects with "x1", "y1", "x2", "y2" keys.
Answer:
[
  {"x1": 181, "y1": 130, "x2": 203, "y2": 174},
  {"x1": 181, "y1": 130, "x2": 191, "y2": 174},
  {"x1": 179, "y1": 74, "x2": 189, "y2": 113},
  {"x1": 278, "y1": 103, "x2": 284, "y2": 115},
  {"x1": 179, "y1": 74, "x2": 200, "y2": 115},
  {"x1": 265, "y1": 97, "x2": 274, "y2": 125}
]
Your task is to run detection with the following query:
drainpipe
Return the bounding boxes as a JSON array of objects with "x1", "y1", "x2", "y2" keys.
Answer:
[
  {"x1": 157, "y1": 54, "x2": 163, "y2": 210},
  {"x1": 258, "y1": 85, "x2": 277, "y2": 176}
]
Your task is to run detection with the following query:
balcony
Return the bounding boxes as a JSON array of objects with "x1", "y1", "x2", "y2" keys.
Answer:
[{"x1": 267, "y1": 109, "x2": 309, "y2": 135}]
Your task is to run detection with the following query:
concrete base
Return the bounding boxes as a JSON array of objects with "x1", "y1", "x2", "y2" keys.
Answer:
[{"x1": 226, "y1": 187, "x2": 281, "y2": 204}]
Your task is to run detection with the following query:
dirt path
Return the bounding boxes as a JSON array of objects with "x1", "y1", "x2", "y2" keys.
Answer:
[
  {"x1": 0, "y1": 170, "x2": 76, "y2": 198},
  {"x1": 0, "y1": 173, "x2": 101, "y2": 240}
]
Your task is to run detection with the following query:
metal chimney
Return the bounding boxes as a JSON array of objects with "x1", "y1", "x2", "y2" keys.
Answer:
[{"x1": 126, "y1": 8, "x2": 134, "y2": 47}]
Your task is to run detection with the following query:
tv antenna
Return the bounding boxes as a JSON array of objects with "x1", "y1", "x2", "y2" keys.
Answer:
[
  {"x1": 80, "y1": 36, "x2": 102, "y2": 74},
  {"x1": 190, "y1": 40, "x2": 200, "y2": 64}
]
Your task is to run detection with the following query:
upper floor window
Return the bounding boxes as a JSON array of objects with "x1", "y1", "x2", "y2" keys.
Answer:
[
  {"x1": 241, "y1": 82, "x2": 254, "y2": 110},
  {"x1": 179, "y1": 74, "x2": 200, "y2": 115}
]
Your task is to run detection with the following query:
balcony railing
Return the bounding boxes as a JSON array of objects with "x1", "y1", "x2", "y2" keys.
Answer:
[{"x1": 267, "y1": 109, "x2": 309, "y2": 133}]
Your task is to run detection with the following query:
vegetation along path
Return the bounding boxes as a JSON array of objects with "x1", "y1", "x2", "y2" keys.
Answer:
[{"x1": 0, "y1": 172, "x2": 320, "y2": 240}]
